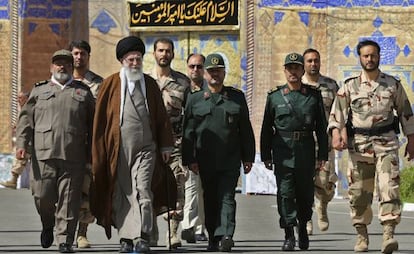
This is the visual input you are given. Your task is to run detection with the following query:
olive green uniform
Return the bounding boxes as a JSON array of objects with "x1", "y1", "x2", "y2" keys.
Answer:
[
  {"x1": 182, "y1": 86, "x2": 255, "y2": 240},
  {"x1": 260, "y1": 84, "x2": 328, "y2": 228}
]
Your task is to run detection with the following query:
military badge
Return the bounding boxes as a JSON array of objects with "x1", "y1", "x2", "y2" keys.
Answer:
[{"x1": 204, "y1": 91, "x2": 210, "y2": 99}]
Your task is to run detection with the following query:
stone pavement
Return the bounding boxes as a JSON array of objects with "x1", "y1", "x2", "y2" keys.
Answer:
[{"x1": 0, "y1": 189, "x2": 413, "y2": 253}]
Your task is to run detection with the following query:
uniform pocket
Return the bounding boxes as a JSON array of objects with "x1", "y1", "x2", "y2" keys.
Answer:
[{"x1": 224, "y1": 106, "x2": 240, "y2": 128}]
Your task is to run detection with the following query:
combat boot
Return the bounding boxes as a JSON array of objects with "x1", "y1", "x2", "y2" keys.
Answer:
[
  {"x1": 354, "y1": 224, "x2": 369, "y2": 252},
  {"x1": 381, "y1": 221, "x2": 398, "y2": 254},
  {"x1": 166, "y1": 219, "x2": 182, "y2": 249},
  {"x1": 306, "y1": 220, "x2": 313, "y2": 235},
  {"x1": 282, "y1": 227, "x2": 295, "y2": 251},
  {"x1": 316, "y1": 201, "x2": 329, "y2": 231},
  {"x1": 0, "y1": 172, "x2": 18, "y2": 189},
  {"x1": 76, "y1": 222, "x2": 91, "y2": 248}
]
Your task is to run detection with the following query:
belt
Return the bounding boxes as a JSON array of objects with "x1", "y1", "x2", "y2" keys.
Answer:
[
  {"x1": 353, "y1": 123, "x2": 394, "y2": 136},
  {"x1": 278, "y1": 130, "x2": 312, "y2": 141}
]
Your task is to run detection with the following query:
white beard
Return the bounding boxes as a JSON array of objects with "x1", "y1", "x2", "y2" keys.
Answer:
[
  {"x1": 53, "y1": 72, "x2": 71, "y2": 83},
  {"x1": 123, "y1": 66, "x2": 143, "y2": 82}
]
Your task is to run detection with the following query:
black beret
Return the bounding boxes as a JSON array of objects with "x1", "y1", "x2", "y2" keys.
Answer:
[{"x1": 116, "y1": 36, "x2": 145, "y2": 61}]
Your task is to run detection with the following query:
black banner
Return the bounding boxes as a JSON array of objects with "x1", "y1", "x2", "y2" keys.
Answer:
[{"x1": 129, "y1": 0, "x2": 238, "y2": 29}]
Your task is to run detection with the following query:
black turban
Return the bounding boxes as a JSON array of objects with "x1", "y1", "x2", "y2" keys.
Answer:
[{"x1": 116, "y1": 36, "x2": 145, "y2": 61}]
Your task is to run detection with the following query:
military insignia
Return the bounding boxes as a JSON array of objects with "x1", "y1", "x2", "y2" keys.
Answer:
[
  {"x1": 211, "y1": 57, "x2": 220, "y2": 65},
  {"x1": 75, "y1": 89, "x2": 83, "y2": 95},
  {"x1": 289, "y1": 53, "x2": 299, "y2": 61},
  {"x1": 203, "y1": 91, "x2": 210, "y2": 99},
  {"x1": 301, "y1": 87, "x2": 307, "y2": 94},
  {"x1": 283, "y1": 88, "x2": 289, "y2": 95},
  {"x1": 34, "y1": 80, "x2": 48, "y2": 87}
]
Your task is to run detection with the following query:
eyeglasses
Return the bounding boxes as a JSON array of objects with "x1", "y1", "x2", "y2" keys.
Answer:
[
  {"x1": 124, "y1": 56, "x2": 143, "y2": 64},
  {"x1": 188, "y1": 64, "x2": 203, "y2": 70}
]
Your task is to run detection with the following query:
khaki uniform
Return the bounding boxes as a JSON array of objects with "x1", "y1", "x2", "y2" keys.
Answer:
[
  {"x1": 149, "y1": 68, "x2": 190, "y2": 219},
  {"x1": 76, "y1": 71, "x2": 103, "y2": 225},
  {"x1": 16, "y1": 79, "x2": 95, "y2": 245},
  {"x1": 302, "y1": 75, "x2": 339, "y2": 202},
  {"x1": 328, "y1": 71, "x2": 414, "y2": 226}
]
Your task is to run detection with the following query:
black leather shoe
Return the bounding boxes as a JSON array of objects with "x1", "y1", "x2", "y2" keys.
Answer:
[
  {"x1": 40, "y1": 228, "x2": 54, "y2": 248},
  {"x1": 282, "y1": 236, "x2": 296, "y2": 251},
  {"x1": 119, "y1": 239, "x2": 133, "y2": 253},
  {"x1": 181, "y1": 228, "x2": 196, "y2": 243},
  {"x1": 219, "y1": 236, "x2": 234, "y2": 252},
  {"x1": 135, "y1": 239, "x2": 150, "y2": 253},
  {"x1": 195, "y1": 232, "x2": 208, "y2": 241},
  {"x1": 298, "y1": 223, "x2": 309, "y2": 250},
  {"x1": 58, "y1": 243, "x2": 74, "y2": 253},
  {"x1": 207, "y1": 239, "x2": 219, "y2": 252},
  {"x1": 282, "y1": 227, "x2": 295, "y2": 251}
]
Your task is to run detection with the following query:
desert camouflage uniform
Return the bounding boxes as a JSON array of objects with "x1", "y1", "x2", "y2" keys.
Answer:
[
  {"x1": 150, "y1": 69, "x2": 191, "y2": 219},
  {"x1": 328, "y1": 71, "x2": 414, "y2": 226},
  {"x1": 303, "y1": 75, "x2": 339, "y2": 202},
  {"x1": 77, "y1": 70, "x2": 103, "y2": 225}
]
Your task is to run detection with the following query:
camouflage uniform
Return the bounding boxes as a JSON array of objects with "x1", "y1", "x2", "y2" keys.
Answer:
[
  {"x1": 76, "y1": 70, "x2": 103, "y2": 226},
  {"x1": 328, "y1": 71, "x2": 414, "y2": 226},
  {"x1": 303, "y1": 75, "x2": 339, "y2": 203},
  {"x1": 149, "y1": 69, "x2": 190, "y2": 246}
]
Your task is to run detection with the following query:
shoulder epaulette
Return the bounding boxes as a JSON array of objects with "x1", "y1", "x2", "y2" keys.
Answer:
[
  {"x1": 343, "y1": 75, "x2": 359, "y2": 84},
  {"x1": 34, "y1": 80, "x2": 48, "y2": 87},
  {"x1": 268, "y1": 86, "x2": 281, "y2": 94},
  {"x1": 191, "y1": 88, "x2": 203, "y2": 94},
  {"x1": 226, "y1": 86, "x2": 243, "y2": 94},
  {"x1": 304, "y1": 84, "x2": 318, "y2": 90},
  {"x1": 74, "y1": 80, "x2": 90, "y2": 89}
]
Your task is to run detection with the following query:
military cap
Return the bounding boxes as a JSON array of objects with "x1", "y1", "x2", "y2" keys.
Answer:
[
  {"x1": 52, "y1": 49, "x2": 73, "y2": 63},
  {"x1": 284, "y1": 52, "x2": 304, "y2": 66},
  {"x1": 205, "y1": 53, "x2": 225, "y2": 69}
]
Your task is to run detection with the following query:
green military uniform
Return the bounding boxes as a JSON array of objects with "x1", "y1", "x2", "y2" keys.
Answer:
[
  {"x1": 182, "y1": 86, "x2": 255, "y2": 241},
  {"x1": 260, "y1": 84, "x2": 328, "y2": 228}
]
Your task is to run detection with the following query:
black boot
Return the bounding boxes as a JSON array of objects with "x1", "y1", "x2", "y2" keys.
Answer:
[
  {"x1": 298, "y1": 222, "x2": 309, "y2": 250},
  {"x1": 282, "y1": 227, "x2": 295, "y2": 251}
]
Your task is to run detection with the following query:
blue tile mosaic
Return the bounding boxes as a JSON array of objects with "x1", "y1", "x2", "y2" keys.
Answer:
[
  {"x1": 0, "y1": 0, "x2": 9, "y2": 19},
  {"x1": 20, "y1": 0, "x2": 71, "y2": 19},
  {"x1": 91, "y1": 9, "x2": 117, "y2": 34},
  {"x1": 298, "y1": 12, "x2": 309, "y2": 26},
  {"x1": 274, "y1": 12, "x2": 284, "y2": 25}
]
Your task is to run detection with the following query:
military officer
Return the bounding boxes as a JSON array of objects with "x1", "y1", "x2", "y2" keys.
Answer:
[
  {"x1": 15, "y1": 49, "x2": 95, "y2": 253},
  {"x1": 148, "y1": 37, "x2": 190, "y2": 249},
  {"x1": 260, "y1": 52, "x2": 328, "y2": 251},
  {"x1": 302, "y1": 48, "x2": 339, "y2": 235},
  {"x1": 182, "y1": 53, "x2": 256, "y2": 252},
  {"x1": 328, "y1": 39, "x2": 414, "y2": 254}
]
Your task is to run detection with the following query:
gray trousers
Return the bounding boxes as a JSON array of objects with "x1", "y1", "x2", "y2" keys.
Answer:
[
  {"x1": 30, "y1": 159, "x2": 84, "y2": 245},
  {"x1": 112, "y1": 142, "x2": 156, "y2": 240}
]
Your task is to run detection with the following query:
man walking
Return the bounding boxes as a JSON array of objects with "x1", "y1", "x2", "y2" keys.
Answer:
[
  {"x1": 148, "y1": 37, "x2": 190, "y2": 249},
  {"x1": 69, "y1": 40, "x2": 103, "y2": 248},
  {"x1": 182, "y1": 53, "x2": 256, "y2": 252},
  {"x1": 181, "y1": 53, "x2": 208, "y2": 243},
  {"x1": 91, "y1": 36, "x2": 174, "y2": 254},
  {"x1": 328, "y1": 40, "x2": 414, "y2": 253},
  {"x1": 302, "y1": 48, "x2": 339, "y2": 234},
  {"x1": 260, "y1": 52, "x2": 328, "y2": 251},
  {"x1": 15, "y1": 49, "x2": 95, "y2": 253}
]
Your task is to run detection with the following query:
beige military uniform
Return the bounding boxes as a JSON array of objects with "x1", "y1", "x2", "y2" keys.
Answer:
[
  {"x1": 328, "y1": 71, "x2": 414, "y2": 226},
  {"x1": 302, "y1": 75, "x2": 339, "y2": 202},
  {"x1": 149, "y1": 68, "x2": 190, "y2": 218},
  {"x1": 76, "y1": 71, "x2": 103, "y2": 225}
]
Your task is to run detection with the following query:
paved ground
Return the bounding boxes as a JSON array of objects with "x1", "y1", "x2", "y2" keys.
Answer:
[{"x1": 0, "y1": 189, "x2": 413, "y2": 253}]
